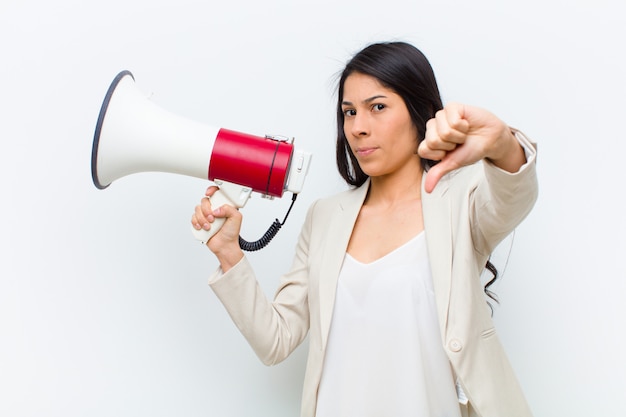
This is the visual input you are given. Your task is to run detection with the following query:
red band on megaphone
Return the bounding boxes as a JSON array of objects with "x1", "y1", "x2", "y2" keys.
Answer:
[{"x1": 208, "y1": 129, "x2": 293, "y2": 197}]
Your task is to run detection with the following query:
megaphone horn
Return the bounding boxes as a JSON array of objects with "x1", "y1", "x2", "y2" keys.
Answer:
[{"x1": 91, "y1": 71, "x2": 312, "y2": 249}]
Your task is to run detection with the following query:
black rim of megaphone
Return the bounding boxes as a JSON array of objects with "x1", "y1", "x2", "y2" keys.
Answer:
[{"x1": 91, "y1": 70, "x2": 134, "y2": 190}]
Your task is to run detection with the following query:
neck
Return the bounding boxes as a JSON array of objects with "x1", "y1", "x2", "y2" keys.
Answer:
[{"x1": 366, "y1": 165, "x2": 423, "y2": 207}]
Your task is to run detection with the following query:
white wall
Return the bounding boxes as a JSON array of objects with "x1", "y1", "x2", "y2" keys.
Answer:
[{"x1": 1, "y1": 0, "x2": 624, "y2": 416}]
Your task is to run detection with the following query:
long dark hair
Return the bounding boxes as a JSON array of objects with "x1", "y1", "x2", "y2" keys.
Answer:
[
  {"x1": 334, "y1": 41, "x2": 500, "y2": 308},
  {"x1": 335, "y1": 41, "x2": 442, "y2": 186}
]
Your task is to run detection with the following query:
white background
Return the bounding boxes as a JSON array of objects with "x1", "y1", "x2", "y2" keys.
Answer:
[{"x1": 1, "y1": 0, "x2": 625, "y2": 416}]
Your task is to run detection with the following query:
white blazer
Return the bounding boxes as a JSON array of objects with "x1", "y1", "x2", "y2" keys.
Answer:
[{"x1": 209, "y1": 131, "x2": 538, "y2": 417}]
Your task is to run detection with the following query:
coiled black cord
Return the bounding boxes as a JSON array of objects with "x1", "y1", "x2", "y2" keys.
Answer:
[{"x1": 239, "y1": 193, "x2": 298, "y2": 252}]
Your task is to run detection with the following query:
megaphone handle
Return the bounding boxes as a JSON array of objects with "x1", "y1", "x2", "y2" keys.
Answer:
[{"x1": 190, "y1": 189, "x2": 234, "y2": 245}]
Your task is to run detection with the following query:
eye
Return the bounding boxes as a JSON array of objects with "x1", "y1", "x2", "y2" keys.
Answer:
[
  {"x1": 372, "y1": 103, "x2": 385, "y2": 112},
  {"x1": 343, "y1": 108, "x2": 356, "y2": 117}
]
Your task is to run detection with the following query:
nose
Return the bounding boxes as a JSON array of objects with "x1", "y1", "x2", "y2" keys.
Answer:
[{"x1": 349, "y1": 112, "x2": 369, "y2": 138}]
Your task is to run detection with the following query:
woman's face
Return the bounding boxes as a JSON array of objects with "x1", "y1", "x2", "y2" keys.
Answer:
[{"x1": 341, "y1": 72, "x2": 420, "y2": 179}]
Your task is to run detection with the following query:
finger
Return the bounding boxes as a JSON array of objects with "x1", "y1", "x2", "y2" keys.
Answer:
[
  {"x1": 191, "y1": 212, "x2": 207, "y2": 231},
  {"x1": 205, "y1": 185, "x2": 220, "y2": 197},
  {"x1": 443, "y1": 102, "x2": 470, "y2": 134},
  {"x1": 436, "y1": 106, "x2": 469, "y2": 144},
  {"x1": 208, "y1": 204, "x2": 243, "y2": 245},
  {"x1": 419, "y1": 119, "x2": 454, "y2": 160},
  {"x1": 417, "y1": 139, "x2": 447, "y2": 161},
  {"x1": 425, "y1": 117, "x2": 457, "y2": 150},
  {"x1": 212, "y1": 203, "x2": 241, "y2": 220},
  {"x1": 191, "y1": 212, "x2": 201, "y2": 230},
  {"x1": 433, "y1": 110, "x2": 456, "y2": 143},
  {"x1": 200, "y1": 197, "x2": 214, "y2": 217},
  {"x1": 193, "y1": 203, "x2": 212, "y2": 231},
  {"x1": 423, "y1": 157, "x2": 461, "y2": 193},
  {"x1": 424, "y1": 164, "x2": 444, "y2": 194}
]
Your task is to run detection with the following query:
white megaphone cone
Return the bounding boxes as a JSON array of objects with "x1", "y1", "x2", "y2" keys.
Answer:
[{"x1": 91, "y1": 71, "x2": 312, "y2": 248}]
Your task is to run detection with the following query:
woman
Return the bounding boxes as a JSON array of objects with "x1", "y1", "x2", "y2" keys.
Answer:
[{"x1": 192, "y1": 42, "x2": 538, "y2": 417}]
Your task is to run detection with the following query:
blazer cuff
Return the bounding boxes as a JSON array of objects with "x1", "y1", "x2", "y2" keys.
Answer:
[
  {"x1": 484, "y1": 128, "x2": 537, "y2": 176},
  {"x1": 208, "y1": 255, "x2": 249, "y2": 286}
]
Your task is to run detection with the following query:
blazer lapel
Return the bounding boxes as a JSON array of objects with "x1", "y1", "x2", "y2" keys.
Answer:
[
  {"x1": 422, "y1": 173, "x2": 453, "y2": 337},
  {"x1": 318, "y1": 181, "x2": 369, "y2": 348}
]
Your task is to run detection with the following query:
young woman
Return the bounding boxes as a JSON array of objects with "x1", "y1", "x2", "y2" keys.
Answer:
[{"x1": 192, "y1": 41, "x2": 538, "y2": 417}]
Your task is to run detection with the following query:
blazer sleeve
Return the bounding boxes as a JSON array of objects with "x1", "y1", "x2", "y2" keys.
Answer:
[
  {"x1": 207, "y1": 200, "x2": 317, "y2": 366},
  {"x1": 471, "y1": 129, "x2": 539, "y2": 256}
]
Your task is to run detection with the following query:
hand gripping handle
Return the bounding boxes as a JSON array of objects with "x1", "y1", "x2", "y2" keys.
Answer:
[
  {"x1": 191, "y1": 181, "x2": 253, "y2": 244},
  {"x1": 190, "y1": 188, "x2": 236, "y2": 245}
]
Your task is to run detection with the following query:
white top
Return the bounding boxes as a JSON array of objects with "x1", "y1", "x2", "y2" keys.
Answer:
[{"x1": 315, "y1": 232, "x2": 462, "y2": 417}]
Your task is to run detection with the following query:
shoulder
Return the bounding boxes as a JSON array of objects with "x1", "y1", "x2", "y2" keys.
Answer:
[{"x1": 298, "y1": 182, "x2": 368, "y2": 240}]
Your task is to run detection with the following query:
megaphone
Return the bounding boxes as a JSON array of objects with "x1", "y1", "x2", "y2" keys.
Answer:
[{"x1": 91, "y1": 70, "x2": 312, "y2": 249}]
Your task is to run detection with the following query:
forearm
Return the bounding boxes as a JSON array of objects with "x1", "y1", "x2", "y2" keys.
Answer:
[
  {"x1": 473, "y1": 130, "x2": 538, "y2": 253},
  {"x1": 209, "y1": 257, "x2": 310, "y2": 365}
]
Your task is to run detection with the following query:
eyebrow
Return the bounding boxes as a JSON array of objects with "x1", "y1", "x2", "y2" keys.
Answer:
[{"x1": 341, "y1": 95, "x2": 388, "y2": 107}]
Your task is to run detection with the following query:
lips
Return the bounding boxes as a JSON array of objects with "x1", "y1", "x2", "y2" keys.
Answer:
[{"x1": 354, "y1": 146, "x2": 378, "y2": 157}]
